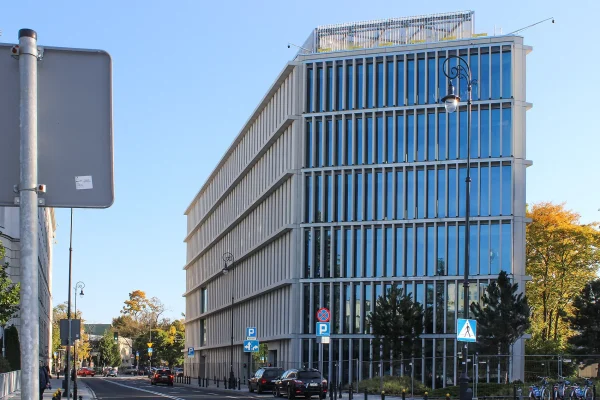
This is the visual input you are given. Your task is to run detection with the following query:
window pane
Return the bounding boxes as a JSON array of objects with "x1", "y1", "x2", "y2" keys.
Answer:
[
  {"x1": 365, "y1": 228, "x2": 373, "y2": 277},
  {"x1": 407, "y1": 59, "x2": 415, "y2": 105},
  {"x1": 448, "y1": 168, "x2": 456, "y2": 217},
  {"x1": 448, "y1": 225, "x2": 457, "y2": 276},
  {"x1": 333, "y1": 283, "x2": 340, "y2": 332},
  {"x1": 375, "y1": 227, "x2": 383, "y2": 276},
  {"x1": 345, "y1": 174, "x2": 353, "y2": 221},
  {"x1": 325, "y1": 174, "x2": 331, "y2": 222},
  {"x1": 470, "y1": 167, "x2": 479, "y2": 217},
  {"x1": 448, "y1": 111, "x2": 457, "y2": 160},
  {"x1": 366, "y1": 172, "x2": 373, "y2": 221},
  {"x1": 305, "y1": 230, "x2": 312, "y2": 278},
  {"x1": 491, "y1": 166, "x2": 500, "y2": 216},
  {"x1": 326, "y1": 120, "x2": 333, "y2": 166},
  {"x1": 438, "y1": 55, "x2": 446, "y2": 103},
  {"x1": 436, "y1": 282, "x2": 444, "y2": 333},
  {"x1": 303, "y1": 285, "x2": 310, "y2": 333},
  {"x1": 317, "y1": 67, "x2": 324, "y2": 112},
  {"x1": 406, "y1": 226, "x2": 414, "y2": 276},
  {"x1": 335, "y1": 230, "x2": 342, "y2": 278},
  {"x1": 470, "y1": 52, "x2": 479, "y2": 101},
  {"x1": 501, "y1": 223, "x2": 512, "y2": 272},
  {"x1": 377, "y1": 62, "x2": 384, "y2": 108},
  {"x1": 337, "y1": 119, "x2": 343, "y2": 165},
  {"x1": 471, "y1": 109, "x2": 479, "y2": 159},
  {"x1": 416, "y1": 226, "x2": 425, "y2": 275},
  {"x1": 336, "y1": 174, "x2": 343, "y2": 221},
  {"x1": 306, "y1": 120, "x2": 313, "y2": 167},
  {"x1": 355, "y1": 229, "x2": 363, "y2": 277},
  {"x1": 417, "y1": 170, "x2": 425, "y2": 219},
  {"x1": 491, "y1": 51, "x2": 500, "y2": 99},
  {"x1": 316, "y1": 174, "x2": 322, "y2": 221},
  {"x1": 366, "y1": 117, "x2": 374, "y2": 164},
  {"x1": 428, "y1": 113, "x2": 436, "y2": 161},
  {"x1": 336, "y1": 65, "x2": 343, "y2": 110},
  {"x1": 417, "y1": 58, "x2": 425, "y2": 105},
  {"x1": 387, "y1": 116, "x2": 394, "y2": 163},
  {"x1": 502, "y1": 50, "x2": 512, "y2": 98},
  {"x1": 427, "y1": 226, "x2": 435, "y2": 276},
  {"x1": 345, "y1": 229, "x2": 352, "y2": 277},
  {"x1": 490, "y1": 223, "x2": 500, "y2": 274},
  {"x1": 428, "y1": 56, "x2": 436, "y2": 104},
  {"x1": 480, "y1": 52, "x2": 490, "y2": 100},
  {"x1": 458, "y1": 225, "x2": 465, "y2": 276},
  {"x1": 325, "y1": 229, "x2": 332, "y2": 277},
  {"x1": 417, "y1": 113, "x2": 425, "y2": 161},
  {"x1": 437, "y1": 168, "x2": 445, "y2": 218},
  {"x1": 469, "y1": 224, "x2": 478, "y2": 276},
  {"x1": 395, "y1": 227, "x2": 404, "y2": 276},
  {"x1": 407, "y1": 113, "x2": 415, "y2": 162},
  {"x1": 386, "y1": 171, "x2": 393, "y2": 219},
  {"x1": 386, "y1": 227, "x2": 393, "y2": 277},
  {"x1": 307, "y1": 68, "x2": 313, "y2": 112},
  {"x1": 327, "y1": 66, "x2": 333, "y2": 111},
  {"x1": 346, "y1": 65, "x2": 354, "y2": 110},
  {"x1": 438, "y1": 111, "x2": 447, "y2": 161},
  {"x1": 377, "y1": 116, "x2": 384, "y2": 163},
  {"x1": 491, "y1": 108, "x2": 501, "y2": 158},
  {"x1": 396, "y1": 171, "x2": 404, "y2": 219},
  {"x1": 356, "y1": 118, "x2": 363, "y2": 164},
  {"x1": 315, "y1": 229, "x2": 321, "y2": 278},
  {"x1": 367, "y1": 63, "x2": 374, "y2": 108},
  {"x1": 480, "y1": 106, "x2": 490, "y2": 158},
  {"x1": 427, "y1": 169, "x2": 435, "y2": 218},
  {"x1": 387, "y1": 61, "x2": 394, "y2": 106},
  {"x1": 502, "y1": 108, "x2": 512, "y2": 157},
  {"x1": 480, "y1": 165, "x2": 489, "y2": 216},
  {"x1": 459, "y1": 110, "x2": 468, "y2": 159},
  {"x1": 502, "y1": 165, "x2": 512, "y2": 216},
  {"x1": 376, "y1": 172, "x2": 383, "y2": 220},
  {"x1": 447, "y1": 282, "x2": 456, "y2": 332},
  {"x1": 306, "y1": 175, "x2": 313, "y2": 222},
  {"x1": 346, "y1": 118, "x2": 353, "y2": 165},
  {"x1": 437, "y1": 226, "x2": 446, "y2": 276},
  {"x1": 344, "y1": 285, "x2": 351, "y2": 332},
  {"x1": 354, "y1": 285, "x2": 361, "y2": 333},
  {"x1": 479, "y1": 223, "x2": 489, "y2": 275},
  {"x1": 317, "y1": 120, "x2": 323, "y2": 166},
  {"x1": 458, "y1": 166, "x2": 466, "y2": 218},
  {"x1": 397, "y1": 114, "x2": 405, "y2": 162},
  {"x1": 397, "y1": 60, "x2": 405, "y2": 105},
  {"x1": 357, "y1": 64, "x2": 364, "y2": 109},
  {"x1": 364, "y1": 284, "x2": 372, "y2": 333},
  {"x1": 356, "y1": 172, "x2": 363, "y2": 221},
  {"x1": 407, "y1": 170, "x2": 414, "y2": 219}
]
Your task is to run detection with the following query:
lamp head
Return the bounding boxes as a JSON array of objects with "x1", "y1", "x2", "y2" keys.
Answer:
[
  {"x1": 79, "y1": 289, "x2": 84, "y2": 296},
  {"x1": 222, "y1": 262, "x2": 229, "y2": 275},
  {"x1": 441, "y1": 81, "x2": 460, "y2": 113}
]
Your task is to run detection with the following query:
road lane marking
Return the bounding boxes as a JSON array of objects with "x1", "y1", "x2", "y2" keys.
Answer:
[{"x1": 101, "y1": 379, "x2": 186, "y2": 400}]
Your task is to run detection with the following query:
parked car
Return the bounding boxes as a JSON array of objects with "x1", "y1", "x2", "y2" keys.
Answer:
[
  {"x1": 104, "y1": 368, "x2": 117, "y2": 377},
  {"x1": 175, "y1": 368, "x2": 184, "y2": 377},
  {"x1": 273, "y1": 368, "x2": 327, "y2": 398},
  {"x1": 249, "y1": 367, "x2": 284, "y2": 393},
  {"x1": 151, "y1": 369, "x2": 174, "y2": 386},
  {"x1": 77, "y1": 367, "x2": 95, "y2": 377}
]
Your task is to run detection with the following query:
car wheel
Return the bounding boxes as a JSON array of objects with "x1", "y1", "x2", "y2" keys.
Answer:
[
  {"x1": 273, "y1": 387, "x2": 279, "y2": 397},
  {"x1": 258, "y1": 385, "x2": 263, "y2": 394},
  {"x1": 288, "y1": 386, "x2": 295, "y2": 399},
  {"x1": 250, "y1": 383, "x2": 255, "y2": 393}
]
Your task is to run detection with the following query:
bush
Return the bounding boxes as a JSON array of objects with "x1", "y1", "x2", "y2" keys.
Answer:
[
  {"x1": 357, "y1": 376, "x2": 430, "y2": 395},
  {"x1": 429, "y1": 383, "x2": 516, "y2": 397},
  {"x1": 0, "y1": 356, "x2": 12, "y2": 373},
  {"x1": 4, "y1": 326, "x2": 20, "y2": 371}
]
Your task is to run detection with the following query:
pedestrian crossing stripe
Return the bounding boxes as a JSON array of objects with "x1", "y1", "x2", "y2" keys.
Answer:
[{"x1": 457, "y1": 318, "x2": 477, "y2": 342}]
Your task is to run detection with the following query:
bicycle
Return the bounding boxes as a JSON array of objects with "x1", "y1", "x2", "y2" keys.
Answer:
[
  {"x1": 569, "y1": 378, "x2": 594, "y2": 400},
  {"x1": 530, "y1": 376, "x2": 551, "y2": 400},
  {"x1": 554, "y1": 375, "x2": 571, "y2": 400}
]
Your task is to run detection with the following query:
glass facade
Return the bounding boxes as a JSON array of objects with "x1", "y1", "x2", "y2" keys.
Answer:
[{"x1": 301, "y1": 44, "x2": 517, "y2": 388}]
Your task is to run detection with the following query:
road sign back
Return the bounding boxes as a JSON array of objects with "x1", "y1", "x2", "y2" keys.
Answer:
[
  {"x1": 0, "y1": 43, "x2": 113, "y2": 208},
  {"x1": 457, "y1": 318, "x2": 477, "y2": 342}
]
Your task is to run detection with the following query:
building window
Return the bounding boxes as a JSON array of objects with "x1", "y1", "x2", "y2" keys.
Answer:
[
  {"x1": 200, "y1": 319, "x2": 207, "y2": 347},
  {"x1": 200, "y1": 288, "x2": 207, "y2": 314}
]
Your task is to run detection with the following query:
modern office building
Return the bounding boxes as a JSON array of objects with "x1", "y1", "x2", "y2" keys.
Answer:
[
  {"x1": 184, "y1": 10, "x2": 530, "y2": 387},
  {"x1": 0, "y1": 206, "x2": 56, "y2": 367}
]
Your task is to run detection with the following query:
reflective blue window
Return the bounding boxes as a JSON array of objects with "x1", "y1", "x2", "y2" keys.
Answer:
[
  {"x1": 375, "y1": 228, "x2": 383, "y2": 276},
  {"x1": 501, "y1": 223, "x2": 511, "y2": 272},
  {"x1": 367, "y1": 63, "x2": 374, "y2": 108},
  {"x1": 417, "y1": 170, "x2": 425, "y2": 219},
  {"x1": 417, "y1": 114, "x2": 425, "y2": 161},
  {"x1": 427, "y1": 226, "x2": 435, "y2": 276},
  {"x1": 428, "y1": 56, "x2": 436, "y2": 104},
  {"x1": 459, "y1": 110, "x2": 468, "y2": 159},
  {"x1": 448, "y1": 112, "x2": 457, "y2": 160},
  {"x1": 438, "y1": 112, "x2": 447, "y2": 161},
  {"x1": 491, "y1": 51, "x2": 501, "y2": 99},
  {"x1": 397, "y1": 114, "x2": 405, "y2": 162},
  {"x1": 336, "y1": 65, "x2": 343, "y2": 110},
  {"x1": 428, "y1": 113, "x2": 435, "y2": 161},
  {"x1": 306, "y1": 176, "x2": 313, "y2": 222},
  {"x1": 470, "y1": 52, "x2": 479, "y2": 101},
  {"x1": 386, "y1": 227, "x2": 393, "y2": 276},
  {"x1": 367, "y1": 117, "x2": 373, "y2": 164},
  {"x1": 346, "y1": 65, "x2": 354, "y2": 110},
  {"x1": 354, "y1": 285, "x2": 361, "y2": 333},
  {"x1": 480, "y1": 166, "x2": 490, "y2": 216},
  {"x1": 355, "y1": 229, "x2": 363, "y2": 277},
  {"x1": 397, "y1": 60, "x2": 405, "y2": 105},
  {"x1": 502, "y1": 108, "x2": 512, "y2": 157},
  {"x1": 447, "y1": 282, "x2": 455, "y2": 332},
  {"x1": 458, "y1": 225, "x2": 465, "y2": 276},
  {"x1": 491, "y1": 108, "x2": 501, "y2": 157},
  {"x1": 327, "y1": 66, "x2": 333, "y2": 111},
  {"x1": 363, "y1": 284, "x2": 372, "y2": 333},
  {"x1": 386, "y1": 172, "x2": 393, "y2": 219},
  {"x1": 315, "y1": 230, "x2": 321, "y2": 278},
  {"x1": 407, "y1": 59, "x2": 415, "y2": 105},
  {"x1": 471, "y1": 109, "x2": 479, "y2": 159},
  {"x1": 336, "y1": 174, "x2": 343, "y2": 221},
  {"x1": 386, "y1": 116, "x2": 393, "y2": 162},
  {"x1": 438, "y1": 55, "x2": 446, "y2": 103},
  {"x1": 344, "y1": 285, "x2": 351, "y2": 332},
  {"x1": 490, "y1": 223, "x2": 500, "y2": 274},
  {"x1": 437, "y1": 168, "x2": 445, "y2": 218},
  {"x1": 427, "y1": 169, "x2": 435, "y2": 218},
  {"x1": 448, "y1": 168, "x2": 457, "y2": 217},
  {"x1": 377, "y1": 117, "x2": 384, "y2": 164},
  {"x1": 502, "y1": 165, "x2": 512, "y2": 215},
  {"x1": 480, "y1": 52, "x2": 490, "y2": 100},
  {"x1": 356, "y1": 118, "x2": 363, "y2": 164},
  {"x1": 376, "y1": 172, "x2": 383, "y2": 220},
  {"x1": 306, "y1": 120, "x2": 313, "y2": 167},
  {"x1": 326, "y1": 175, "x2": 333, "y2": 222},
  {"x1": 469, "y1": 224, "x2": 478, "y2": 275},
  {"x1": 335, "y1": 230, "x2": 342, "y2": 278},
  {"x1": 417, "y1": 58, "x2": 425, "y2": 105},
  {"x1": 395, "y1": 227, "x2": 404, "y2": 276},
  {"x1": 365, "y1": 228, "x2": 373, "y2": 277},
  {"x1": 346, "y1": 119, "x2": 353, "y2": 165},
  {"x1": 479, "y1": 223, "x2": 489, "y2": 275},
  {"x1": 406, "y1": 170, "x2": 414, "y2": 219},
  {"x1": 316, "y1": 175, "x2": 322, "y2": 221},
  {"x1": 480, "y1": 106, "x2": 490, "y2": 158},
  {"x1": 345, "y1": 229, "x2": 352, "y2": 277},
  {"x1": 437, "y1": 226, "x2": 446, "y2": 275},
  {"x1": 357, "y1": 64, "x2": 364, "y2": 109},
  {"x1": 337, "y1": 119, "x2": 343, "y2": 165},
  {"x1": 305, "y1": 230, "x2": 312, "y2": 277},
  {"x1": 470, "y1": 167, "x2": 479, "y2": 217},
  {"x1": 502, "y1": 50, "x2": 512, "y2": 98},
  {"x1": 406, "y1": 226, "x2": 414, "y2": 276},
  {"x1": 326, "y1": 120, "x2": 333, "y2": 166},
  {"x1": 356, "y1": 173, "x2": 363, "y2": 221},
  {"x1": 345, "y1": 174, "x2": 353, "y2": 221},
  {"x1": 396, "y1": 171, "x2": 404, "y2": 219},
  {"x1": 416, "y1": 226, "x2": 424, "y2": 275},
  {"x1": 377, "y1": 62, "x2": 384, "y2": 108},
  {"x1": 366, "y1": 172, "x2": 373, "y2": 221},
  {"x1": 317, "y1": 67, "x2": 324, "y2": 112},
  {"x1": 307, "y1": 68, "x2": 313, "y2": 112},
  {"x1": 458, "y1": 166, "x2": 466, "y2": 217},
  {"x1": 387, "y1": 61, "x2": 394, "y2": 106},
  {"x1": 491, "y1": 166, "x2": 500, "y2": 216},
  {"x1": 316, "y1": 120, "x2": 323, "y2": 166},
  {"x1": 407, "y1": 113, "x2": 415, "y2": 162}
]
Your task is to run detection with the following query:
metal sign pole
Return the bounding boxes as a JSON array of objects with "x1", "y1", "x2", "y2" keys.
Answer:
[{"x1": 18, "y1": 28, "x2": 40, "y2": 400}]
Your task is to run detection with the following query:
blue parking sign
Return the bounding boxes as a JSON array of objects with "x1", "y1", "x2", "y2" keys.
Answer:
[
  {"x1": 246, "y1": 327, "x2": 257, "y2": 339},
  {"x1": 316, "y1": 322, "x2": 330, "y2": 337}
]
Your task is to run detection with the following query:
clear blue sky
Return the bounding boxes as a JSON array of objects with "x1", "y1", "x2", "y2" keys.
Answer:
[{"x1": 2, "y1": 0, "x2": 597, "y2": 324}]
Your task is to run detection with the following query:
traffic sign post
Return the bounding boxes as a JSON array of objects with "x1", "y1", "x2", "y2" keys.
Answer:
[
  {"x1": 316, "y1": 308, "x2": 331, "y2": 375},
  {"x1": 457, "y1": 319, "x2": 477, "y2": 342},
  {"x1": 243, "y1": 340, "x2": 260, "y2": 353}
]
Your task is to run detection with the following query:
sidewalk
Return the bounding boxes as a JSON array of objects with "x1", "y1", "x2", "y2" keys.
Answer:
[{"x1": 4, "y1": 378, "x2": 96, "y2": 399}]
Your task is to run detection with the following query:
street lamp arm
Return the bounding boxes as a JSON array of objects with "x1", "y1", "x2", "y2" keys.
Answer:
[{"x1": 442, "y1": 55, "x2": 476, "y2": 87}]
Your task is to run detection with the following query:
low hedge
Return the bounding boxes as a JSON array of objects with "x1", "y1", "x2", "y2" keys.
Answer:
[{"x1": 357, "y1": 376, "x2": 430, "y2": 395}]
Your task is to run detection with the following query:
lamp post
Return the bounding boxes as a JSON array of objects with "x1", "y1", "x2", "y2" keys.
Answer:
[
  {"x1": 221, "y1": 252, "x2": 235, "y2": 389},
  {"x1": 441, "y1": 55, "x2": 476, "y2": 400},
  {"x1": 73, "y1": 281, "x2": 85, "y2": 400}
]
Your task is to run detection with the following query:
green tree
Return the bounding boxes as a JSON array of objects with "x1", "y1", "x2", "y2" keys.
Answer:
[
  {"x1": 568, "y1": 279, "x2": 600, "y2": 355},
  {"x1": 526, "y1": 202, "x2": 600, "y2": 353},
  {"x1": 470, "y1": 271, "x2": 530, "y2": 355},
  {"x1": 0, "y1": 239, "x2": 20, "y2": 326},
  {"x1": 5, "y1": 325, "x2": 20, "y2": 370},
  {"x1": 98, "y1": 329, "x2": 120, "y2": 367},
  {"x1": 367, "y1": 286, "x2": 424, "y2": 365}
]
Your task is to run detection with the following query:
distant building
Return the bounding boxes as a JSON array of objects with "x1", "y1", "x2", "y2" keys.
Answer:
[{"x1": 0, "y1": 206, "x2": 56, "y2": 367}]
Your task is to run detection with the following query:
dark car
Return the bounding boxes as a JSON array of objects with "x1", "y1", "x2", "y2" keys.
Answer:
[
  {"x1": 249, "y1": 367, "x2": 284, "y2": 393},
  {"x1": 151, "y1": 369, "x2": 174, "y2": 386},
  {"x1": 273, "y1": 368, "x2": 326, "y2": 398}
]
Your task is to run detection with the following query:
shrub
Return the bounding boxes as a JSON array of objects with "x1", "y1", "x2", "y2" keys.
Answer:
[
  {"x1": 0, "y1": 356, "x2": 11, "y2": 373},
  {"x1": 357, "y1": 375, "x2": 430, "y2": 395}
]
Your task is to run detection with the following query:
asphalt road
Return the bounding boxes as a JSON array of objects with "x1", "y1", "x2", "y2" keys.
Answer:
[{"x1": 84, "y1": 377, "x2": 278, "y2": 399}]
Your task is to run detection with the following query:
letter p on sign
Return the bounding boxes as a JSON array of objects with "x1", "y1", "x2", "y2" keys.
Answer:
[{"x1": 316, "y1": 322, "x2": 330, "y2": 337}]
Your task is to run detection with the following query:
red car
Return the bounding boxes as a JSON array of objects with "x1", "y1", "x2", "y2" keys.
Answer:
[
  {"x1": 151, "y1": 369, "x2": 174, "y2": 386},
  {"x1": 77, "y1": 367, "x2": 95, "y2": 377}
]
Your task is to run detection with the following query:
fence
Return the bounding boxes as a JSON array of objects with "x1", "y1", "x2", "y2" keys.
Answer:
[{"x1": 0, "y1": 370, "x2": 20, "y2": 398}]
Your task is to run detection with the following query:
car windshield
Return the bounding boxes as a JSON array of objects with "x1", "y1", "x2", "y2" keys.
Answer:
[
  {"x1": 298, "y1": 371, "x2": 321, "y2": 379},
  {"x1": 263, "y1": 370, "x2": 282, "y2": 378},
  {"x1": 160, "y1": 370, "x2": 172, "y2": 375}
]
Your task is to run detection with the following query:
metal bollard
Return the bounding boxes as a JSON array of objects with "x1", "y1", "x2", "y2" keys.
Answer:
[
  {"x1": 214, "y1": 375, "x2": 216, "y2": 384},
  {"x1": 446, "y1": 393, "x2": 451, "y2": 400},
  {"x1": 330, "y1": 382, "x2": 334, "y2": 400},
  {"x1": 338, "y1": 382, "x2": 342, "y2": 398},
  {"x1": 238, "y1": 378, "x2": 241, "y2": 390},
  {"x1": 381, "y1": 391, "x2": 385, "y2": 400},
  {"x1": 402, "y1": 389, "x2": 406, "y2": 400},
  {"x1": 424, "y1": 392, "x2": 428, "y2": 400},
  {"x1": 198, "y1": 375, "x2": 201, "y2": 387},
  {"x1": 364, "y1": 388, "x2": 368, "y2": 400},
  {"x1": 206, "y1": 377, "x2": 209, "y2": 387},
  {"x1": 216, "y1": 377, "x2": 219, "y2": 388},
  {"x1": 224, "y1": 377, "x2": 227, "y2": 389},
  {"x1": 349, "y1": 382, "x2": 353, "y2": 400}
]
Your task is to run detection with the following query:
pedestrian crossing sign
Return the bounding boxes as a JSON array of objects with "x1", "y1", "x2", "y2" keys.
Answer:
[{"x1": 457, "y1": 319, "x2": 477, "y2": 342}]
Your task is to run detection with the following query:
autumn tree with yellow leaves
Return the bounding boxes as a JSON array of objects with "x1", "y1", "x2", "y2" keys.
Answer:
[{"x1": 525, "y1": 202, "x2": 600, "y2": 353}]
